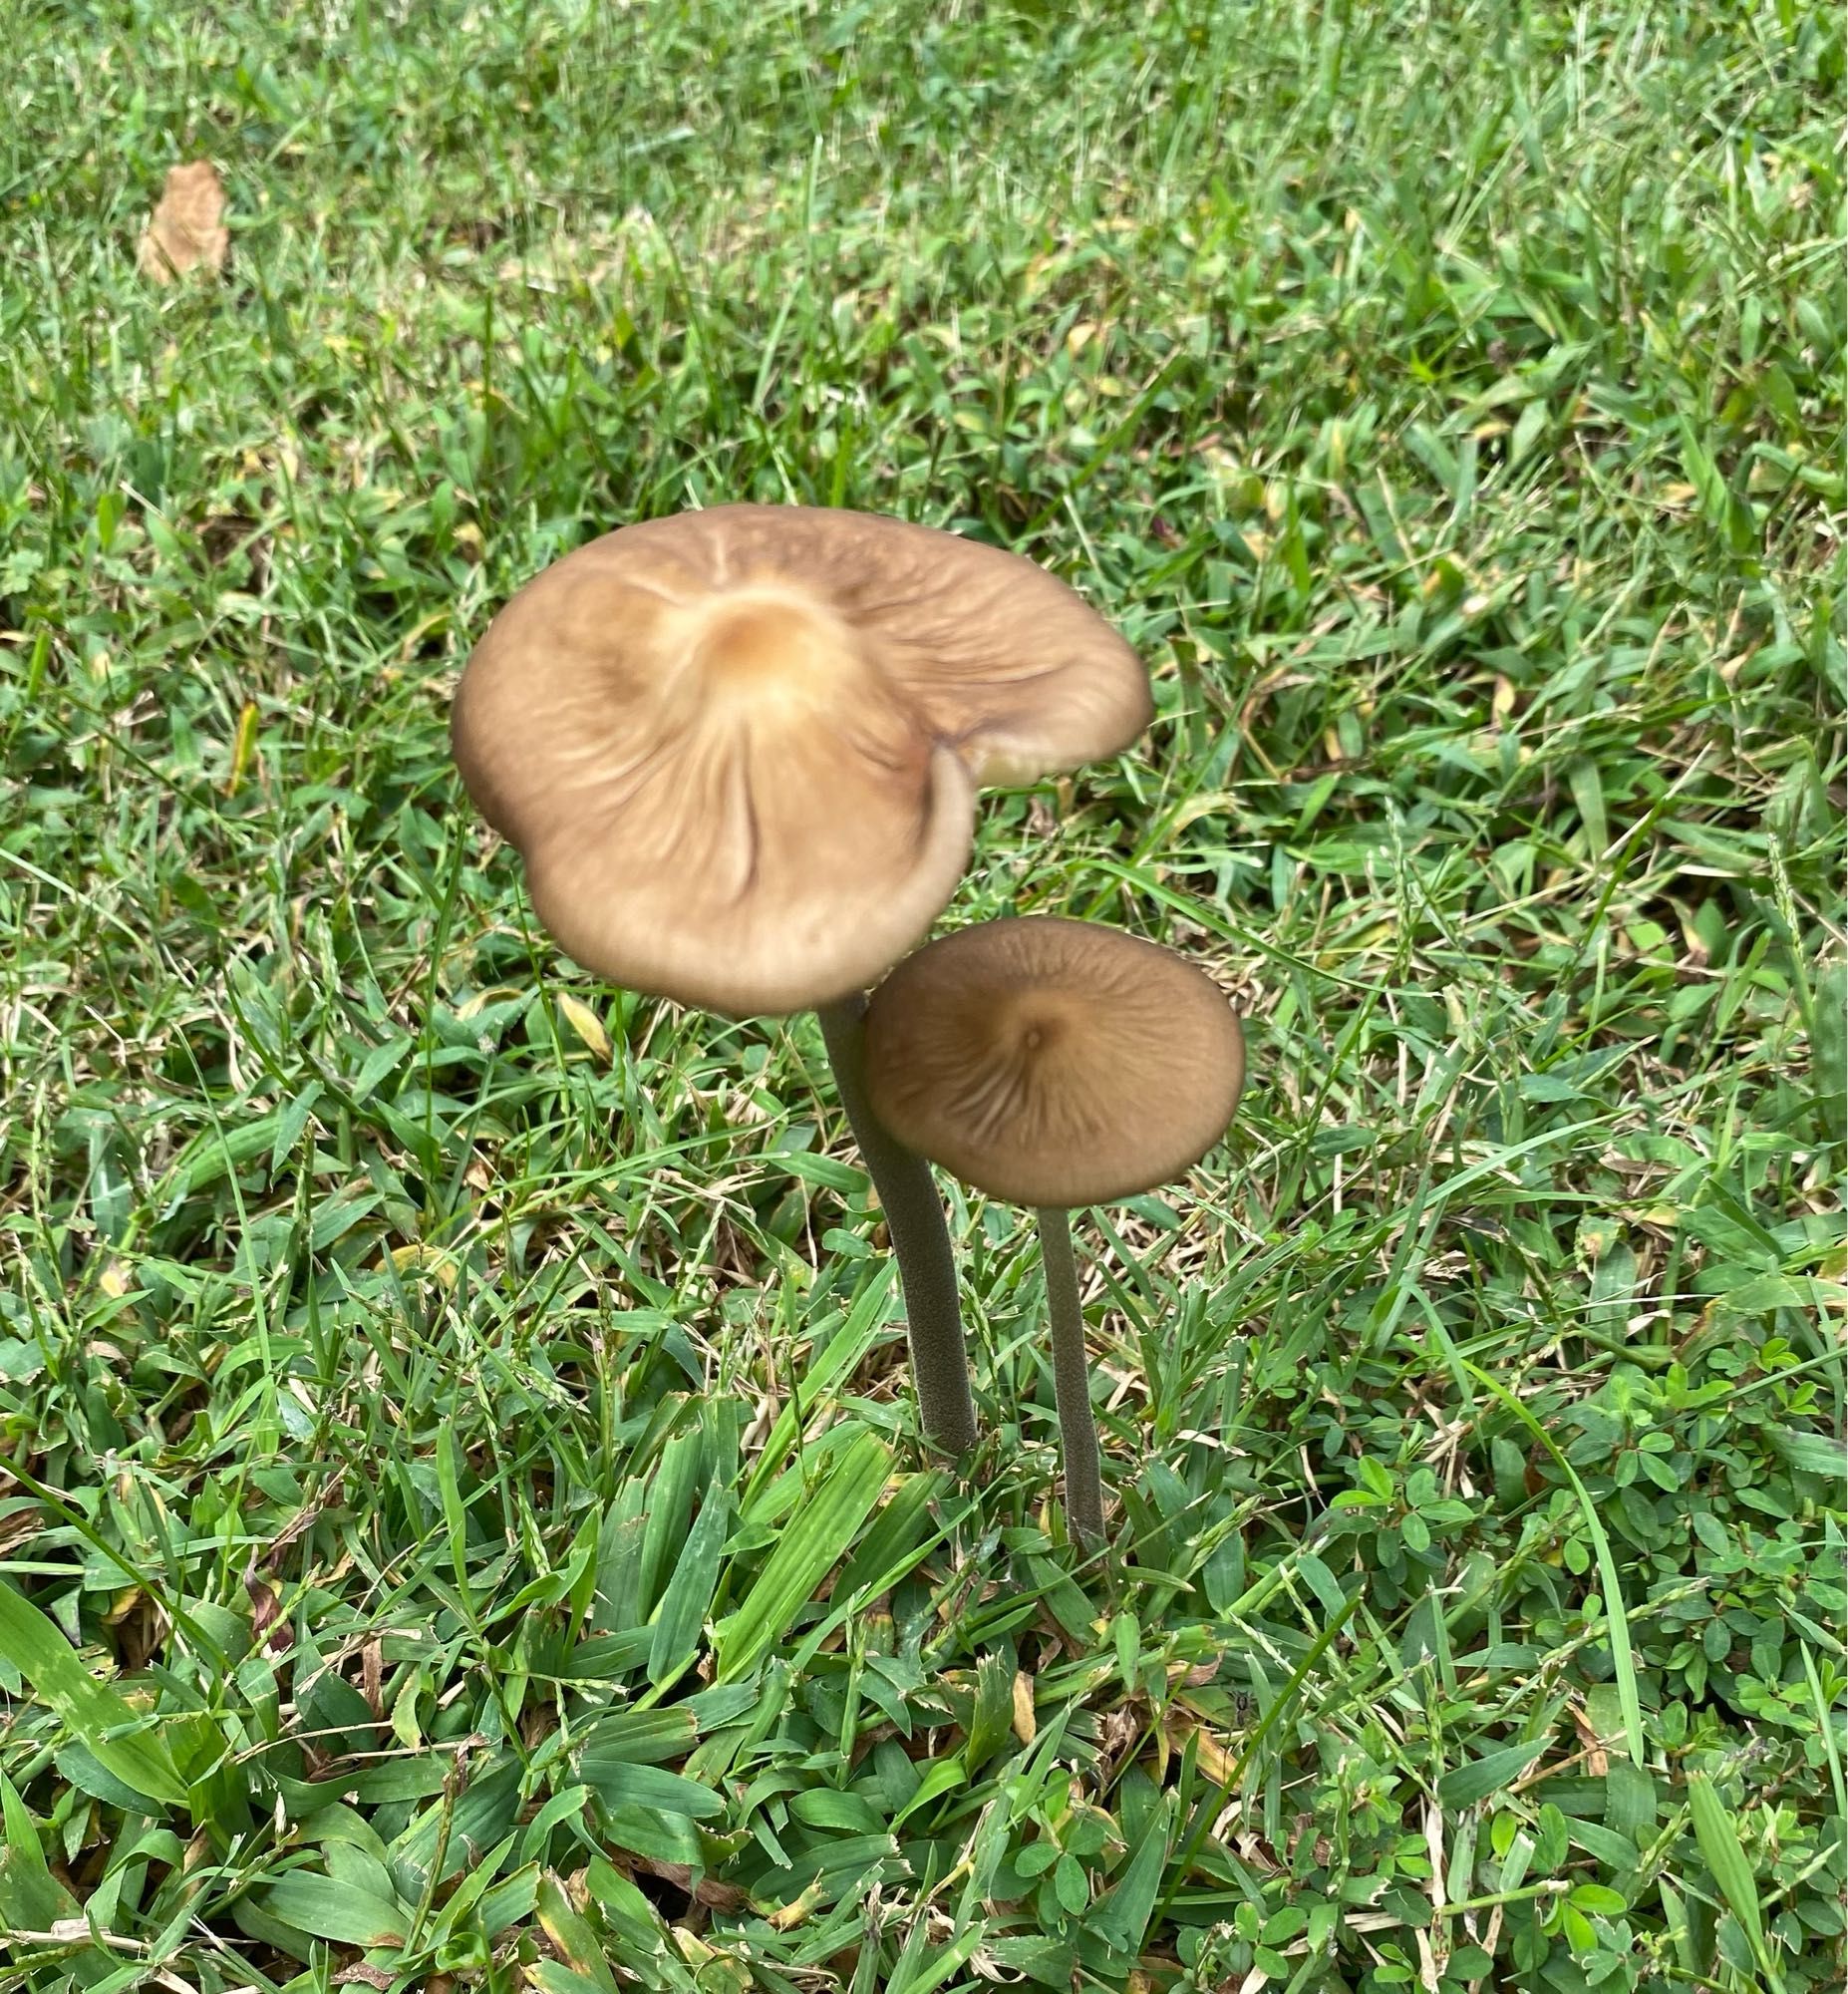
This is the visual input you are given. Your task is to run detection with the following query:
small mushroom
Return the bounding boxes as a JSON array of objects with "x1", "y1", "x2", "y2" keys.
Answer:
[
  {"x1": 862, "y1": 916, "x2": 1245, "y2": 1544},
  {"x1": 452, "y1": 505, "x2": 1150, "y2": 1455}
]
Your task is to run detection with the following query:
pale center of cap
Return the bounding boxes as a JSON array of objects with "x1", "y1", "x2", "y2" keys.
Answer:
[
  {"x1": 998, "y1": 998, "x2": 1074, "y2": 1063},
  {"x1": 687, "y1": 589, "x2": 869, "y2": 711}
]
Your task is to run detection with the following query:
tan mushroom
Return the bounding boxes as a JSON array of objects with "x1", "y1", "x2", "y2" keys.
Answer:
[
  {"x1": 863, "y1": 917, "x2": 1245, "y2": 1542},
  {"x1": 451, "y1": 505, "x2": 1151, "y2": 1456},
  {"x1": 452, "y1": 504, "x2": 1150, "y2": 1017}
]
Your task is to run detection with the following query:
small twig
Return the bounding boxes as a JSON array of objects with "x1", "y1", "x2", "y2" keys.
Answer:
[
  {"x1": 1435, "y1": 1881, "x2": 1570, "y2": 1915},
  {"x1": 3, "y1": 1927, "x2": 147, "y2": 1954}
]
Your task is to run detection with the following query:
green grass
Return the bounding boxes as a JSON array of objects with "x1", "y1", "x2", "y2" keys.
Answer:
[{"x1": 1, "y1": 0, "x2": 1843, "y2": 1988}]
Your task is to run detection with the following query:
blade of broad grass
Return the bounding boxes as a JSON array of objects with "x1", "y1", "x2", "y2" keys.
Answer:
[
  {"x1": 714, "y1": 1432, "x2": 892, "y2": 1681},
  {"x1": 1089, "y1": 1794, "x2": 1173, "y2": 1958},
  {"x1": 260, "y1": 1872, "x2": 413, "y2": 1949},
  {"x1": 575, "y1": 1708, "x2": 700, "y2": 1763},
  {"x1": 573, "y1": 1760, "x2": 726, "y2": 1820},
  {"x1": 435, "y1": 1421, "x2": 472, "y2": 1602},
  {"x1": 1656, "y1": 1873, "x2": 1702, "y2": 1977},
  {"x1": 0, "y1": 1580, "x2": 187, "y2": 1809},
  {"x1": 1437, "y1": 1740, "x2": 1552, "y2": 1809},
  {"x1": 1799, "y1": 1643, "x2": 1847, "y2": 1821},
  {"x1": 788, "y1": 1471, "x2": 958, "y2": 1680},
  {"x1": 535, "y1": 1870, "x2": 620, "y2": 1994},
  {"x1": 740, "y1": 1268, "x2": 898, "y2": 1509},
  {"x1": 0, "y1": 1772, "x2": 81, "y2": 1928},
  {"x1": 647, "y1": 1487, "x2": 729, "y2": 1687},
  {"x1": 884, "y1": 1913, "x2": 989, "y2": 1994},
  {"x1": 1460, "y1": 1360, "x2": 1646, "y2": 1770},
  {"x1": 1688, "y1": 1772, "x2": 1783, "y2": 1993}
]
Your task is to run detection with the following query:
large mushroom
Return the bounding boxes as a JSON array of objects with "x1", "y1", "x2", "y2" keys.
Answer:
[
  {"x1": 452, "y1": 505, "x2": 1150, "y2": 1455},
  {"x1": 861, "y1": 916, "x2": 1245, "y2": 1542}
]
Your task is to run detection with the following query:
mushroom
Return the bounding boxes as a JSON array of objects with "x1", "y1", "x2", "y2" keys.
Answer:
[
  {"x1": 861, "y1": 916, "x2": 1245, "y2": 1544},
  {"x1": 451, "y1": 504, "x2": 1150, "y2": 1455}
]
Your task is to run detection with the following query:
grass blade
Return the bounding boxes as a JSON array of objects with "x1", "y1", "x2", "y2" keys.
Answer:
[
  {"x1": 715, "y1": 1433, "x2": 891, "y2": 1681},
  {"x1": 0, "y1": 1772, "x2": 80, "y2": 1928},
  {"x1": 0, "y1": 1581, "x2": 186, "y2": 1809},
  {"x1": 1460, "y1": 1362, "x2": 1646, "y2": 1770},
  {"x1": 261, "y1": 1873, "x2": 411, "y2": 1949},
  {"x1": 1688, "y1": 1771, "x2": 1782, "y2": 1991}
]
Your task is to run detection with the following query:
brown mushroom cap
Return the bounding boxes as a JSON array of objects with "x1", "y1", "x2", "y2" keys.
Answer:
[
  {"x1": 452, "y1": 504, "x2": 1150, "y2": 1015},
  {"x1": 862, "y1": 917, "x2": 1245, "y2": 1207}
]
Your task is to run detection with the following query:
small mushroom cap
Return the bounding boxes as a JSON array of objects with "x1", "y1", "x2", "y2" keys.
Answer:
[
  {"x1": 862, "y1": 916, "x2": 1245, "y2": 1207},
  {"x1": 452, "y1": 504, "x2": 1150, "y2": 1015}
]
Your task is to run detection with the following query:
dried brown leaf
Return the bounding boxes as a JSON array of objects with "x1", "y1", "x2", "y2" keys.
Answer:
[
  {"x1": 138, "y1": 161, "x2": 228, "y2": 282},
  {"x1": 1572, "y1": 1701, "x2": 1611, "y2": 1778},
  {"x1": 768, "y1": 1879, "x2": 826, "y2": 1931},
  {"x1": 1165, "y1": 1709, "x2": 1238, "y2": 1786},
  {"x1": 243, "y1": 1549, "x2": 290, "y2": 1656},
  {"x1": 1011, "y1": 1669, "x2": 1036, "y2": 1745}
]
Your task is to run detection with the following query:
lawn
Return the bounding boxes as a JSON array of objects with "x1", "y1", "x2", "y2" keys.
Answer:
[{"x1": 1, "y1": 1, "x2": 1844, "y2": 1989}]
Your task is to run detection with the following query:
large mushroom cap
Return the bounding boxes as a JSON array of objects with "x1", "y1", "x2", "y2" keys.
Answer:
[
  {"x1": 862, "y1": 916, "x2": 1245, "y2": 1207},
  {"x1": 452, "y1": 504, "x2": 1150, "y2": 1016}
]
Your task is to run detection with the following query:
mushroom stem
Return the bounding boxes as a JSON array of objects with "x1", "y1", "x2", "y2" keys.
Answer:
[
  {"x1": 817, "y1": 995, "x2": 978, "y2": 1457},
  {"x1": 1037, "y1": 1206, "x2": 1105, "y2": 1548}
]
